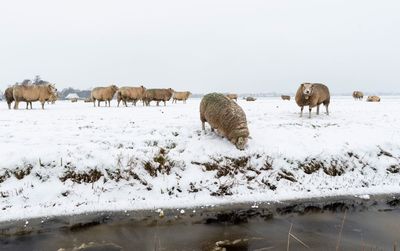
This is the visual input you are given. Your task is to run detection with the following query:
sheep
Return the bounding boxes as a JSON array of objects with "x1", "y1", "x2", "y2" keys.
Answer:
[
  {"x1": 200, "y1": 93, "x2": 249, "y2": 150},
  {"x1": 353, "y1": 91, "x2": 364, "y2": 100},
  {"x1": 172, "y1": 91, "x2": 192, "y2": 104},
  {"x1": 295, "y1": 83, "x2": 330, "y2": 118},
  {"x1": 245, "y1": 97, "x2": 256, "y2": 101},
  {"x1": 226, "y1": 93, "x2": 238, "y2": 101},
  {"x1": 367, "y1": 96, "x2": 381, "y2": 102},
  {"x1": 117, "y1": 86, "x2": 146, "y2": 107},
  {"x1": 13, "y1": 84, "x2": 57, "y2": 110},
  {"x1": 91, "y1": 85, "x2": 119, "y2": 107},
  {"x1": 143, "y1": 88, "x2": 174, "y2": 106},
  {"x1": 281, "y1": 95, "x2": 291, "y2": 101}
]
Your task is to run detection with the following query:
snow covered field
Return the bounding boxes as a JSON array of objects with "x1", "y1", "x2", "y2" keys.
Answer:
[{"x1": 0, "y1": 97, "x2": 400, "y2": 222}]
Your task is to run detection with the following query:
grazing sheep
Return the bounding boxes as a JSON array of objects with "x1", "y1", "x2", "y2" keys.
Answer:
[
  {"x1": 91, "y1": 85, "x2": 119, "y2": 107},
  {"x1": 246, "y1": 97, "x2": 256, "y2": 101},
  {"x1": 200, "y1": 93, "x2": 249, "y2": 150},
  {"x1": 13, "y1": 84, "x2": 57, "y2": 110},
  {"x1": 367, "y1": 96, "x2": 381, "y2": 102},
  {"x1": 353, "y1": 91, "x2": 364, "y2": 100},
  {"x1": 172, "y1": 91, "x2": 192, "y2": 104},
  {"x1": 143, "y1": 88, "x2": 174, "y2": 106},
  {"x1": 226, "y1": 93, "x2": 238, "y2": 101},
  {"x1": 295, "y1": 83, "x2": 330, "y2": 118},
  {"x1": 281, "y1": 95, "x2": 291, "y2": 101},
  {"x1": 117, "y1": 86, "x2": 146, "y2": 107}
]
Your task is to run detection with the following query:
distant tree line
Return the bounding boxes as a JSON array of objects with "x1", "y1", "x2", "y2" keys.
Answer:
[{"x1": 59, "y1": 87, "x2": 91, "y2": 100}]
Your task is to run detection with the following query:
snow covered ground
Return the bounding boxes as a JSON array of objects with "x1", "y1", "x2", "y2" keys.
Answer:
[{"x1": 0, "y1": 96, "x2": 400, "y2": 222}]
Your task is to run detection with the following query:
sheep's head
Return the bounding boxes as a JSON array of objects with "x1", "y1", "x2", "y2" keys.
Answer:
[
  {"x1": 301, "y1": 83, "x2": 314, "y2": 99},
  {"x1": 110, "y1": 85, "x2": 119, "y2": 91},
  {"x1": 47, "y1": 84, "x2": 57, "y2": 94},
  {"x1": 233, "y1": 136, "x2": 248, "y2": 150}
]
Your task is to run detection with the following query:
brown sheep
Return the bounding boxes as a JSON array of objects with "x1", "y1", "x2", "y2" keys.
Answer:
[
  {"x1": 172, "y1": 91, "x2": 192, "y2": 104},
  {"x1": 91, "y1": 85, "x2": 119, "y2": 107},
  {"x1": 226, "y1": 93, "x2": 238, "y2": 101},
  {"x1": 281, "y1": 95, "x2": 291, "y2": 101},
  {"x1": 367, "y1": 96, "x2": 381, "y2": 102},
  {"x1": 245, "y1": 97, "x2": 256, "y2": 101},
  {"x1": 200, "y1": 93, "x2": 249, "y2": 150},
  {"x1": 353, "y1": 91, "x2": 364, "y2": 100},
  {"x1": 117, "y1": 86, "x2": 146, "y2": 107},
  {"x1": 13, "y1": 84, "x2": 57, "y2": 110},
  {"x1": 5, "y1": 86, "x2": 32, "y2": 109},
  {"x1": 144, "y1": 88, "x2": 174, "y2": 106},
  {"x1": 295, "y1": 83, "x2": 330, "y2": 118}
]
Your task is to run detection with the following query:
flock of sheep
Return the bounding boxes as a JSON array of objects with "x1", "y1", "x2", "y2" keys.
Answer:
[
  {"x1": 90, "y1": 85, "x2": 191, "y2": 107},
  {"x1": 3, "y1": 82, "x2": 382, "y2": 150}
]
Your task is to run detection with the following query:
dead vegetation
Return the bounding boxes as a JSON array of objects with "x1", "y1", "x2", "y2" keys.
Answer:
[
  {"x1": 211, "y1": 182, "x2": 234, "y2": 196},
  {"x1": 0, "y1": 163, "x2": 34, "y2": 183},
  {"x1": 143, "y1": 148, "x2": 177, "y2": 177},
  {"x1": 298, "y1": 158, "x2": 346, "y2": 176},
  {"x1": 277, "y1": 170, "x2": 297, "y2": 182},
  {"x1": 60, "y1": 169, "x2": 102, "y2": 184},
  {"x1": 192, "y1": 154, "x2": 269, "y2": 179}
]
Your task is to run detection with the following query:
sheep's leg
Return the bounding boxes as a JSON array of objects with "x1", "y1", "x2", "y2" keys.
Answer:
[
  {"x1": 117, "y1": 100, "x2": 120, "y2": 107},
  {"x1": 93, "y1": 99, "x2": 96, "y2": 107},
  {"x1": 30, "y1": 102, "x2": 32, "y2": 109},
  {"x1": 26, "y1": 102, "x2": 29, "y2": 110},
  {"x1": 14, "y1": 100, "x2": 19, "y2": 109},
  {"x1": 300, "y1": 106, "x2": 304, "y2": 117},
  {"x1": 98, "y1": 100, "x2": 101, "y2": 107},
  {"x1": 7, "y1": 102, "x2": 11, "y2": 109},
  {"x1": 201, "y1": 121, "x2": 205, "y2": 131},
  {"x1": 164, "y1": 101, "x2": 166, "y2": 106},
  {"x1": 41, "y1": 101, "x2": 45, "y2": 110},
  {"x1": 309, "y1": 107, "x2": 312, "y2": 118},
  {"x1": 325, "y1": 104, "x2": 329, "y2": 115},
  {"x1": 317, "y1": 104, "x2": 320, "y2": 115}
]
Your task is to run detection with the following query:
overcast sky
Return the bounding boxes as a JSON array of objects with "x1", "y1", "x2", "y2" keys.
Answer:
[{"x1": 0, "y1": 0, "x2": 399, "y2": 94}]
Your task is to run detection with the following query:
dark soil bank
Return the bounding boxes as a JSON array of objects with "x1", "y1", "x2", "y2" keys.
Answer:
[{"x1": 1, "y1": 194, "x2": 400, "y2": 251}]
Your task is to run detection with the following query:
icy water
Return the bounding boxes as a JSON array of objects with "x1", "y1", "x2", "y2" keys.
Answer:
[{"x1": 1, "y1": 197, "x2": 399, "y2": 251}]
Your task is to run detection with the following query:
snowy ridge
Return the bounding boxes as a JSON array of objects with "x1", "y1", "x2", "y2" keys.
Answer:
[{"x1": 0, "y1": 97, "x2": 399, "y2": 222}]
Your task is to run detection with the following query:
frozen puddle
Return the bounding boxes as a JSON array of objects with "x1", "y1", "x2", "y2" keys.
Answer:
[{"x1": 1, "y1": 195, "x2": 399, "y2": 250}]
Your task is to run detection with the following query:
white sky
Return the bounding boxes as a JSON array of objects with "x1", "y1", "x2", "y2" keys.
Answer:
[{"x1": 0, "y1": 0, "x2": 399, "y2": 93}]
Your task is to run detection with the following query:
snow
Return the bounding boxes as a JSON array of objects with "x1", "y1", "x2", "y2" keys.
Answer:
[{"x1": 0, "y1": 96, "x2": 400, "y2": 222}]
